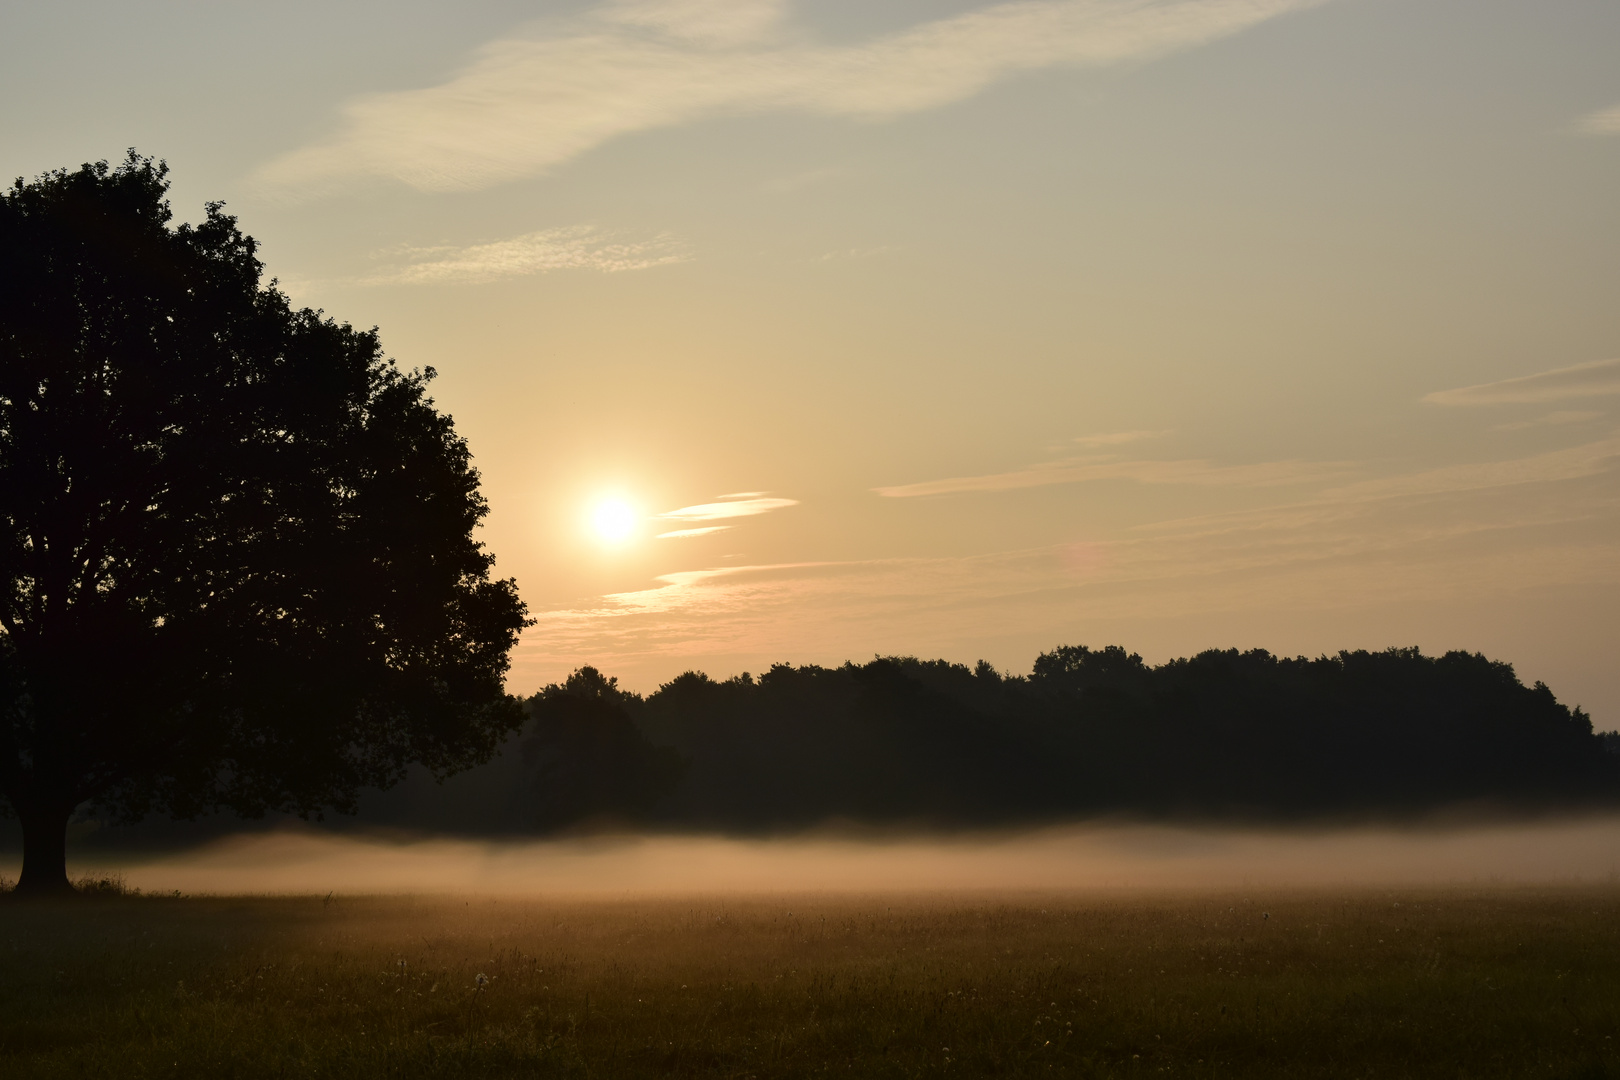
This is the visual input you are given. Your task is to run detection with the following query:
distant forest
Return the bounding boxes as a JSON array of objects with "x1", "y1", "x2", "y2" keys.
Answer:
[{"x1": 326, "y1": 645, "x2": 1616, "y2": 836}]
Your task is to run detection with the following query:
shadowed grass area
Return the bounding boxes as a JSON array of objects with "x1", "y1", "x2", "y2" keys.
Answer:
[{"x1": 2, "y1": 887, "x2": 1620, "y2": 1077}]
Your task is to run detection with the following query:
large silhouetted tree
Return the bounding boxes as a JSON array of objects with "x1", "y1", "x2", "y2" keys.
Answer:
[{"x1": 0, "y1": 154, "x2": 530, "y2": 895}]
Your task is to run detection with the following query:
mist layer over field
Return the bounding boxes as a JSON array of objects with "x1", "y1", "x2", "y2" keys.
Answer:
[{"x1": 27, "y1": 817, "x2": 1620, "y2": 896}]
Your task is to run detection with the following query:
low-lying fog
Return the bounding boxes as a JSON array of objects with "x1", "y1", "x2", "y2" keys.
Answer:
[{"x1": 17, "y1": 817, "x2": 1620, "y2": 895}]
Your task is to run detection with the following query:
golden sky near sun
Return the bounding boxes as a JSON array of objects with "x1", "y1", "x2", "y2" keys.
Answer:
[{"x1": 3, "y1": 0, "x2": 1618, "y2": 717}]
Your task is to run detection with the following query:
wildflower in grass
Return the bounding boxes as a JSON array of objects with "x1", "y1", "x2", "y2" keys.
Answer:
[{"x1": 475, "y1": 973, "x2": 489, "y2": 990}]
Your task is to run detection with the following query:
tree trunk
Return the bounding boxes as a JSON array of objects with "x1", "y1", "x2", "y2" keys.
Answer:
[{"x1": 14, "y1": 801, "x2": 74, "y2": 897}]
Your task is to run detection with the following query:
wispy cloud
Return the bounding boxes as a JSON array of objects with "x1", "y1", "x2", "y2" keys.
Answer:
[
  {"x1": 1423, "y1": 358, "x2": 1620, "y2": 407},
  {"x1": 1072, "y1": 429, "x2": 1170, "y2": 448},
  {"x1": 362, "y1": 226, "x2": 688, "y2": 285},
  {"x1": 656, "y1": 525, "x2": 732, "y2": 539},
  {"x1": 815, "y1": 245, "x2": 896, "y2": 262},
  {"x1": 651, "y1": 493, "x2": 797, "y2": 538},
  {"x1": 605, "y1": 0, "x2": 791, "y2": 47},
  {"x1": 874, "y1": 455, "x2": 1351, "y2": 498},
  {"x1": 257, "y1": 0, "x2": 1325, "y2": 194},
  {"x1": 657, "y1": 495, "x2": 798, "y2": 522},
  {"x1": 1496, "y1": 411, "x2": 1603, "y2": 432},
  {"x1": 1577, "y1": 103, "x2": 1620, "y2": 135},
  {"x1": 1319, "y1": 434, "x2": 1620, "y2": 503}
]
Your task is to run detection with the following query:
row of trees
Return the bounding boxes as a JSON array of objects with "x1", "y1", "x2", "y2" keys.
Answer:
[{"x1": 337, "y1": 646, "x2": 1613, "y2": 835}]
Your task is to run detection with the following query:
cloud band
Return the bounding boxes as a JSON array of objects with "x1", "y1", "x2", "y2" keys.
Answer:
[
  {"x1": 1423, "y1": 358, "x2": 1620, "y2": 407},
  {"x1": 258, "y1": 0, "x2": 1325, "y2": 194}
]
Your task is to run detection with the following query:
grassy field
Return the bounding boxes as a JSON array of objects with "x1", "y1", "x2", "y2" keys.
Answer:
[{"x1": 3, "y1": 885, "x2": 1620, "y2": 1078}]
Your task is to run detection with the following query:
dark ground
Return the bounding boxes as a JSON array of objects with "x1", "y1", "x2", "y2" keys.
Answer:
[{"x1": 3, "y1": 885, "x2": 1620, "y2": 1078}]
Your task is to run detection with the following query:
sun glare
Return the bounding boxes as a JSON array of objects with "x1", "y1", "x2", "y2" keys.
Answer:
[{"x1": 590, "y1": 498, "x2": 639, "y2": 546}]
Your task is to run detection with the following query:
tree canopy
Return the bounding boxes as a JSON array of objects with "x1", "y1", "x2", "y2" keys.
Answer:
[
  {"x1": 0, "y1": 154, "x2": 529, "y2": 894},
  {"x1": 506, "y1": 646, "x2": 1611, "y2": 830}
]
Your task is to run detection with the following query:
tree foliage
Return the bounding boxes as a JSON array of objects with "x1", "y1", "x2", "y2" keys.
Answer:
[
  {"x1": 516, "y1": 667, "x2": 686, "y2": 830},
  {"x1": 0, "y1": 154, "x2": 529, "y2": 892},
  {"x1": 504, "y1": 646, "x2": 1613, "y2": 830}
]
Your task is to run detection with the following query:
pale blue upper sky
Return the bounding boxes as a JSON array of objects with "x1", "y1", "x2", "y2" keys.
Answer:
[{"x1": 4, "y1": 0, "x2": 1618, "y2": 716}]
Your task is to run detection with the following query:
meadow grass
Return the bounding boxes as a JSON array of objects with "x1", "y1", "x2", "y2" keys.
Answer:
[{"x1": 3, "y1": 884, "x2": 1620, "y2": 1078}]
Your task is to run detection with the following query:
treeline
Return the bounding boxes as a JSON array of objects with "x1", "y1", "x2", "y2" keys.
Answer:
[{"x1": 337, "y1": 645, "x2": 1615, "y2": 835}]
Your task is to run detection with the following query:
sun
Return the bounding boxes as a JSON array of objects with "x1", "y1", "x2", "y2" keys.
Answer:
[{"x1": 589, "y1": 498, "x2": 639, "y2": 546}]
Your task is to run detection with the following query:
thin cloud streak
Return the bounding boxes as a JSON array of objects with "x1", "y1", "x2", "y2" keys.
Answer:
[
  {"x1": 362, "y1": 226, "x2": 689, "y2": 285},
  {"x1": 1320, "y1": 434, "x2": 1620, "y2": 503},
  {"x1": 257, "y1": 0, "x2": 1326, "y2": 193},
  {"x1": 1423, "y1": 358, "x2": 1620, "y2": 407},
  {"x1": 1072, "y1": 429, "x2": 1170, "y2": 447},
  {"x1": 606, "y1": 0, "x2": 792, "y2": 47},
  {"x1": 1496, "y1": 411, "x2": 1604, "y2": 432},
  {"x1": 874, "y1": 456, "x2": 1353, "y2": 498},
  {"x1": 657, "y1": 525, "x2": 732, "y2": 539},
  {"x1": 547, "y1": 561, "x2": 843, "y2": 623},
  {"x1": 657, "y1": 496, "x2": 798, "y2": 522},
  {"x1": 1578, "y1": 104, "x2": 1620, "y2": 135},
  {"x1": 1127, "y1": 433, "x2": 1620, "y2": 538}
]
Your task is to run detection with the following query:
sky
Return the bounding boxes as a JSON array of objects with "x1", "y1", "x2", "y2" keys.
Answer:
[{"x1": 3, "y1": 0, "x2": 1618, "y2": 719}]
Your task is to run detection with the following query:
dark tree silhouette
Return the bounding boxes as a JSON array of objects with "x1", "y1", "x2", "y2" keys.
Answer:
[
  {"x1": 0, "y1": 154, "x2": 530, "y2": 895},
  {"x1": 520, "y1": 667, "x2": 685, "y2": 830},
  {"x1": 484, "y1": 647, "x2": 1612, "y2": 832}
]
